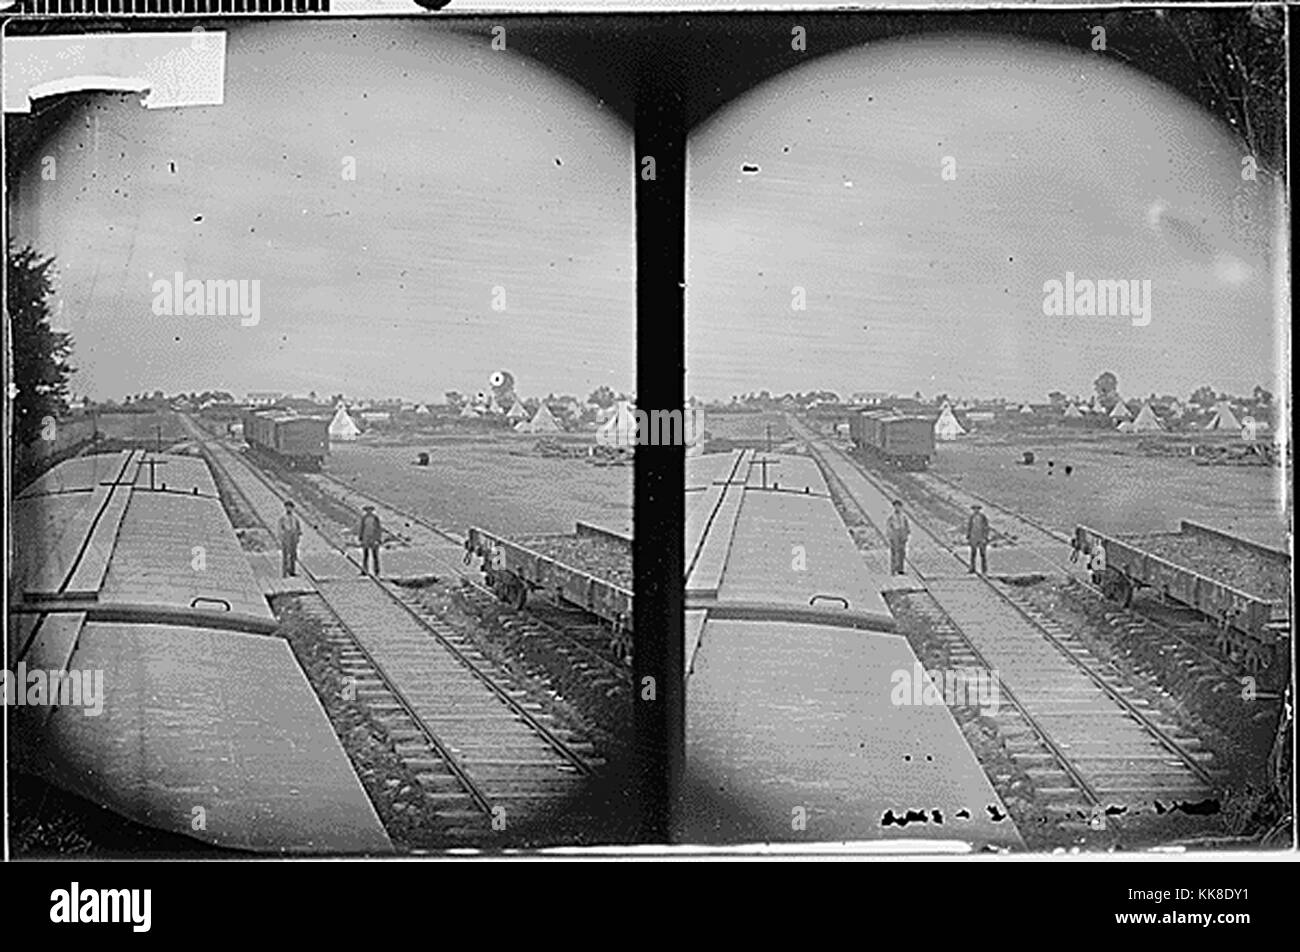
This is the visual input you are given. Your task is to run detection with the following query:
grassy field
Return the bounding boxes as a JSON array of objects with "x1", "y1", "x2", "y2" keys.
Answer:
[
  {"x1": 324, "y1": 434, "x2": 632, "y2": 537},
  {"x1": 929, "y1": 432, "x2": 1289, "y2": 549}
]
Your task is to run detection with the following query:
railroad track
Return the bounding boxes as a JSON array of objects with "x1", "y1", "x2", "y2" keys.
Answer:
[
  {"x1": 179, "y1": 416, "x2": 606, "y2": 843},
  {"x1": 898, "y1": 456, "x2": 1280, "y2": 681},
  {"x1": 305, "y1": 469, "x2": 632, "y2": 688},
  {"x1": 796, "y1": 421, "x2": 1223, "y2": 819}
]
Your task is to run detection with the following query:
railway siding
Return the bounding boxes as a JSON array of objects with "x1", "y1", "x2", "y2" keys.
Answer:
[
  {"x1": 182, "y1": 414, "x2": 613, "y2": 842},
  {"x1": 796, "y1": 418, "x2": 1228, "y2": 828}
]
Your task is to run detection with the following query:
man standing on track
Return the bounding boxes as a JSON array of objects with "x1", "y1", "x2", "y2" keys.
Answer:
[
  {"x1": 359, "y1": 505, "x2": 383, "y2": 576},
  {"x1": 886, "y1": 499, "x2": 910, "y2": 576},
  {"x1": 966, "y1": 503, "x2": 990, "y2": 575},
  {"x1": 279, "y1": 500, "x2": 302, "y2": 578}
]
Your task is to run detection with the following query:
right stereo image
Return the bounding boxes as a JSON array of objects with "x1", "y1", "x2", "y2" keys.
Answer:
[{"x1": 679, "y1": 7, "x2": 1289, "y2": 852}]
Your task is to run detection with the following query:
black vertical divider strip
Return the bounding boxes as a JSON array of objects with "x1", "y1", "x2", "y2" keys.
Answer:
[{"x1": 634, "y1": 22, "x2": 685, "y2": 845}]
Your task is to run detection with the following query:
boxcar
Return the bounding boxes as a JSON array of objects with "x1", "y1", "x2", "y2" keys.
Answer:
[
  {"x1": 849, "y1": 410, "x2": 934, "y2": 470},
  {"x1": 243, "y1": 412, "x2": 329, "y2": 470}
]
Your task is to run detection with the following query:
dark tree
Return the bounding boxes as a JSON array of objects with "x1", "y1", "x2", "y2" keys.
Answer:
[
  {"x1": 7, "y1": 242, "x2": 74, "y2": 448},
  {"x1": 1093, "y1": 372, "x2": 1119, "y2": 409}
]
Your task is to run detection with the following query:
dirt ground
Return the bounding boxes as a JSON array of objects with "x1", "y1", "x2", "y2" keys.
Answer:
[
  {"x1": 323, "y1": 435, "x2": 632, "y2": 537},
  {"x1": 91, "y1": 411, "x2": 191, "y2": 444},
  {"x1": 702, "y1": 411, "x2": 793, "y2": 447},
  {"x1": 930, "y1": 433, "x2": 1288, "y2": 549}
]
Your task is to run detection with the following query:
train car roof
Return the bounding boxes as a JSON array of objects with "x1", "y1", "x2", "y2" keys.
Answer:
[
  {"x1": 683, "y1": 616, "x2": 1023, "y2": 849},
  {"x1": 9, "y1": 450, "x2": 391, "y2": 854}
]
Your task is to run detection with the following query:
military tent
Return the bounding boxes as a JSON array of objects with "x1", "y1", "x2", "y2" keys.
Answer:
[
  {"x1": 934, "y1": 404, "x2": 966, "y2": 440},
  {"x1": 1109, "y1": 400, "x2": 1133, "y2": 421},
  {"x1": 1019, "y1": 403, "x2": 1035, "y2": 414},
  {"x1": 596, "y1": 400, "x2": 638, "y2": 447},
  {"x1": 329, "y1": 405, "x2": 360, "y2": 441},
  {"x1": 1131, "y1": 403, "x2": 1163, "y2": 431},
  {"x1": 506, "y1": 400, "x2": 529, "y2": 422},
  {"x1": 1062, "y1": 403, "x2": 1084, "y2": 420},
  {"x1": 1205, "y1": 401, "x2": 1240, "y2": 431},
  {"x1": 415, "y1": 404, "x2": 431, "y2": 415},
  {"x1": 525, "y1": 403, "x2": 561, "y2": 434}
]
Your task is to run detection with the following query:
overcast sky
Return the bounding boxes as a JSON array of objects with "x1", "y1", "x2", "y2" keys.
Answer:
[
  {"x1": 686, "y1": 34, "x2": 1283, "y2": 404},
  {"x1": 10, "y1": 20, "x2": 633, "y2": 403}
]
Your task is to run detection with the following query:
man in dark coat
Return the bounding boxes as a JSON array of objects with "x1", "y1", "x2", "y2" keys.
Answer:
[
  {"x1": 279, "y1": 500, "x2": 302, "y2": 577},
  {"x1": 359, "y1": 505, "x2": 383, "y2": 576},
  {"x1": 966, "y1": 504, "x2": 990, "y2": 574},
  {"x1": 885, "y1": 500, "x2": 910, "y2": 575}
]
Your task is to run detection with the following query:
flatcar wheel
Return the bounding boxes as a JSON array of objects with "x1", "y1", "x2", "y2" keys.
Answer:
[{"x1": 507, "y1": 578, "x2": 528, "y2": 611}]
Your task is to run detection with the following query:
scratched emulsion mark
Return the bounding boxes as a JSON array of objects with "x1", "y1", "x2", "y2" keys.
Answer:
[
  {"x1": 881, "y1": 804, "x2": 1008, "y2": 828},
  {"x1": 1154, "y1": 797, "x2": 1222, "y2": 817}
]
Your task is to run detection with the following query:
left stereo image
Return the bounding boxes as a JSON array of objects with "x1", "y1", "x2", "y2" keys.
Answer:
[{"x1": 4, "y1": 16, "x2": 638, "y2": 854}]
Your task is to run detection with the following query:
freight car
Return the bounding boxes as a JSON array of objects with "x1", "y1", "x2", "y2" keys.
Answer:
[
  {"x1": 848, "y1": 410, "x2": 935, "y2": 470},
  {"x1": 1075, "y1": 521, "x2": 1290, "y2": 670},
  {"x1": 465, "y1": 522, "x2": 633, "y2": 649},
  {"x1": 242, "y1": 411, "x2": 329, "y2": 470}
]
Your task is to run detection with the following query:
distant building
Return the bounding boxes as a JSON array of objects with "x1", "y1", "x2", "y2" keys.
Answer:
[
  {"x1": 360, "y1": 411, "x2": 391, "y2": 424},
  {"x1": 246, "y1": 391, "x2": 283, "y2": 406},
  {"x1": 851, "y1": 391, "x2": 889, "y2": 406}
]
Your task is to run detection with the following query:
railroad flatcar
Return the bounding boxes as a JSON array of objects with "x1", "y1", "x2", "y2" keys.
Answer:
[
  {"x1": 242, "y1": 411, "x2": 329, "y2": 470},
  {"x1": 1075, "y1": 521, "x2": 1290, "y2": 670},
  {"x1": 849, "y1": 409, "x2": 935, "y2": 470}
]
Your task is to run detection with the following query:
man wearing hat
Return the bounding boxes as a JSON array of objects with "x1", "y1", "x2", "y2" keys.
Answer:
[
  {"x1": 278, "y1": 500, "x2": 302, "y2": 578},
  {"x1": 966, "y1": 503, "x2": 990, "y2": 574},
  {"x1": 359, "y1": 504, "x2": 383, "y2": 576},
  {"x1": 885, "y1": 500, "x2": 910, "y2": 575}
]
